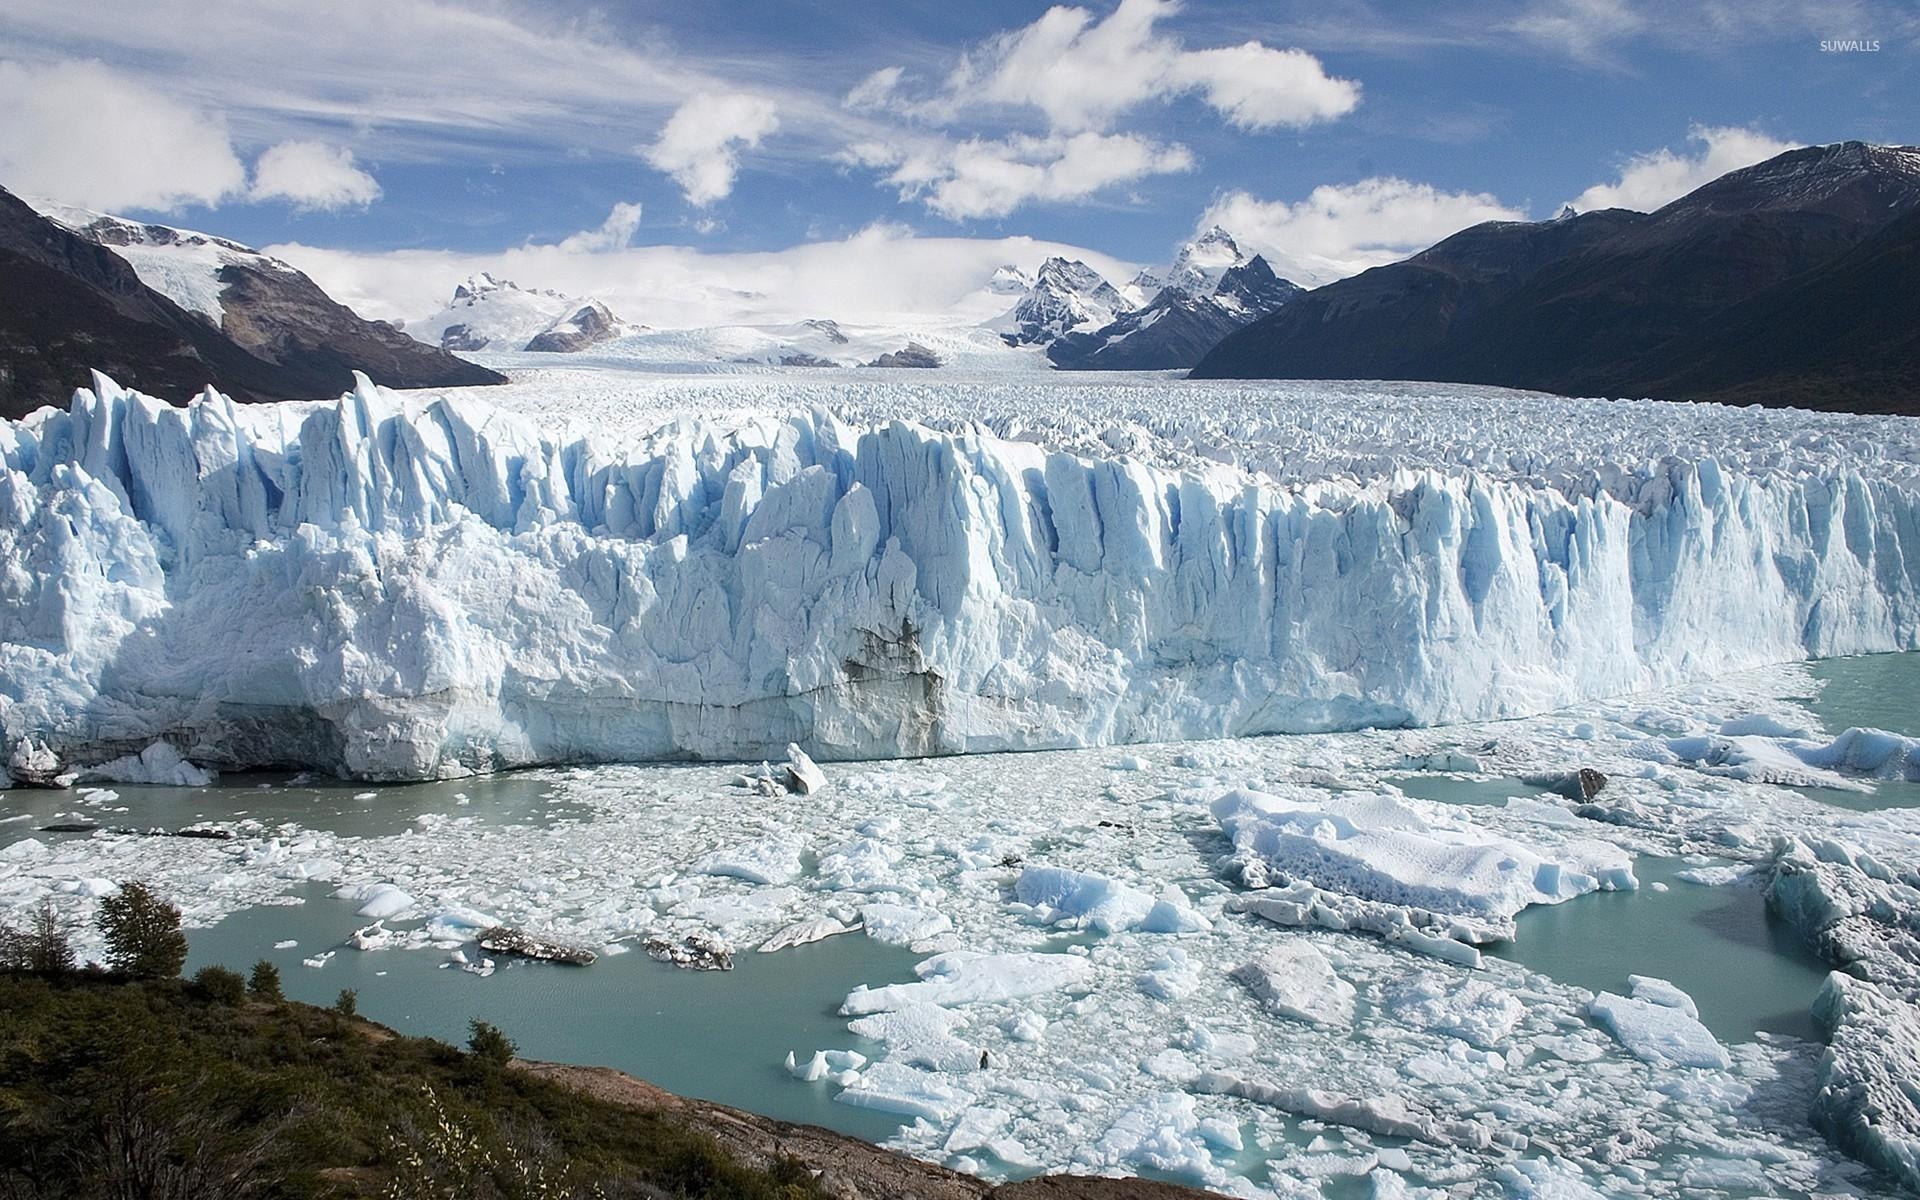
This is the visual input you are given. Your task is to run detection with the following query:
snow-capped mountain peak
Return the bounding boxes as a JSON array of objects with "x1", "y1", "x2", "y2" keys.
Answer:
[
  {"x1": 1158, "y1": 226, "x2": 1250, "y2": 298},
  {"x1": 990, "y1": 256, "x2": 1126, "y2": 346},
  {"x1": 987, "y1": 264, "x2": 1034, "y2": 294},
  {"x1": 411, "y1": 275, "x2": 631, "y2": 353}
]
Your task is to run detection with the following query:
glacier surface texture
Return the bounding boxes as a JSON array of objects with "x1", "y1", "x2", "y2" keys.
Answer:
[{"x1": 3, "y1": 372, "x2": 1919, "y2": 780}]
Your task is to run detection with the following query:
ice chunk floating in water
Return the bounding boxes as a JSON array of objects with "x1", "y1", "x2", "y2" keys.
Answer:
[{"x1": 3, "y1": 374, "x2": 1919, "y2": 779}]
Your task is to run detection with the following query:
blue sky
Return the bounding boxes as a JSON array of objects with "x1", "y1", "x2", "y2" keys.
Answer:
[{"x1": 0, "y1": 0, "x2": 1912, "y2": 318}]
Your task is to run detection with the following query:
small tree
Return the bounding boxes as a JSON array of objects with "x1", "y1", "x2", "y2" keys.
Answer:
[
  {"x1": 96, "y1": 882, "x2": 187, "y2": 979},
  {"x1": 190, "y1": 964, "x2": 246, "y2": 1005},
  {"x1": 333, "y1": 988, "x2": 358, "y2": 1018},
  {"x1": 467, "y1": 1019, "x2": 516, "y2": 1067},
  {"x1": 0, "y1": 900, "x2": 75, "y2": 974},
  {"x1": 248, "y1": 959, "x2": 283, "y2": 1002}
]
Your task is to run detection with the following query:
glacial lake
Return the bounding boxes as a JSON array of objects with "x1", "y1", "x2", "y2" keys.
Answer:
[{"x1": 3, "y1": 649, "x2": 1915, "y2": 1179}]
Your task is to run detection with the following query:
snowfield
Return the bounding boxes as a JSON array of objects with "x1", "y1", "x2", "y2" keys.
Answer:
[{"x1": 1, "y1": 370, "x2": 1916, "y2": 781}]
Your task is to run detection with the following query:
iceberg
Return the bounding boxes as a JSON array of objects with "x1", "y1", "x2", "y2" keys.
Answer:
[{"x1": 3, "y1": 374, "x2": 1919, "y2": 780}]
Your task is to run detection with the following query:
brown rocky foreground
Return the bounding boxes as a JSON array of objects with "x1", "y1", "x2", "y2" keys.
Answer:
[{"x1": 517, "y1": 1060, "x2": 1228, "y2": 1200}]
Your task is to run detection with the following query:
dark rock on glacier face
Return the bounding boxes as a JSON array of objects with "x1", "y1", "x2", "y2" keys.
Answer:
[
  {"x1": 524, "y1": 300, "x2": 622, "y2": 352},
  {"x1": 865, "y1": 341, "x2": 942, "y2": 368}
]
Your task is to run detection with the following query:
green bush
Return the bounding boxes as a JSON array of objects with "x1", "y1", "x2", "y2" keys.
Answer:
[
  {"x1": 333, "y1": 987, "x2": 358, "y2": 1018},
  {"x1": 190, "y1": 964, "x2": 247, "y2": 1005},
  {"x1": 0, "y1": 973, "x2": 831, "y2": 1199},
  {"x1": 96, "y1": 881, "x2": 187, "y2": 978},
  {"x1": 467, "y1": 1018, "x2": 517, "y2": 1067},
  {"x1": 248, "y1": 958, "x2": 283, "y2": 1002}
]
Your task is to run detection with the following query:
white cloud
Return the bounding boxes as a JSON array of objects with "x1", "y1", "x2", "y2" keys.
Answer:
[
  {"x1": 555, "y1": 201, "x2": 643, "y2": 253},
  {"x1": 845, "y1": 66, "x2": 904, "y2": 111},
  {"x1": 643, "y1": 93, "x2": 781, "y2": 206},
  {"x1": 249, "y1": 140, "x2": 382, "y2": 210},
  {"x1": 1503, "y1": 0, "x2": 1647, "y2": 65},
  {"x1": 1569, "y1": 124, "x2": 1802, "y2": 213},
  {"x1": 0, "y1": 58, "x2": 246, "y2": 211},
  {"x1": 908, "y1": 0, "x2": 1358, "y2": 133},
  {"x1": 269, "y1": 222, "x2": 1141, "y2": 330},
  {"x1": 1201, "y1": 178, "x2": 1524, "y2": 286},
  {"x1": 854, "y1": 131, "x2": 1193, "y2": 221}
]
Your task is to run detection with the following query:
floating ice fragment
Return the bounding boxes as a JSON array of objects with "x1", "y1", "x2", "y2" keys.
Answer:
[
  {"x1": 1626, "y1": 974, "x2": 1699, "y2": 1018},
  {"x1": 759, "y1": 915, "x2": 857, "y2": 952},
  {"x1": 1231, "y1": 940, "x2": 1355, "y2": 1027},
  {"x1": 1014, "y1": 866, "x2": 1154, "y2": 933},
  {"x1": 841, "y1": 951, "x2": 1092, "y2": 1015},
  {"x1": 858, "y1": 903, "x2": 951, "y2": 947},
  {"x1": 347, "y1": 883, "x2": 415, "y2": 920},
  {"x1": 1588, "y1": 992, "x2": 1729, "y2": 1069},
  {"x1": 77, "y1": 741, "x2": 214, "y2": 787},
  {"x1": 695, "y1": 837, "x2": 805, "y2": 885}
]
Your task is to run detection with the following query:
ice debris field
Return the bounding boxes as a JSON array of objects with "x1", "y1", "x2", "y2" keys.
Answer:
[{"x1": 5, "y1": 370, "x2": 1920, "y2": 1197}]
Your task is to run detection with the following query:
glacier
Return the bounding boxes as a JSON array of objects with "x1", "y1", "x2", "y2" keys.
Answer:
[{"x1": 3, "y1": 371, "x2": 1919, "y2": 781}]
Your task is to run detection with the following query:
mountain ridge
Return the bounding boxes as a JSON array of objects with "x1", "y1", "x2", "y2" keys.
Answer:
[{"x1": 1190, "y1": 141, "x2": 1920, "y2": 413}]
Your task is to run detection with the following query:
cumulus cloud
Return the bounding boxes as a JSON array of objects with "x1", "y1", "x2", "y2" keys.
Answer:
[
  {"x1": 852, "y1": 131, "x2": 1193, "y2": 221},
  {"x1": 643, "y1": 93, "x2": 780, "y2": 207},
  {"x1": 933, "y1": 0, "x2": 1359, "y2": 133},
  {"x1": 249, "y1": 140, "x2": 382, "y2": 210},
  {"x1": 1568, "y1": 124, "x2": 1801, "y2": 213},
  {"x1": 1201, "y1": 178, "x2": 1524, "y2": 286},
  {"x1": 555, "y1": 201, "x2": 643, "y2": 253},
  {"x1": 270, "y1": 222, "x2": 1141, "y2": 330},
  {"x1": 0, "y1": 58, "x2": 246, "y2": 211}
]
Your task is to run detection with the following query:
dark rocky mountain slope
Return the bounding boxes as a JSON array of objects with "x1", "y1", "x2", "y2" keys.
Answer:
[
  {"x1": 1191, "y1": 142, "x2": 1920, "y2": 414},
  {"x1": 0, "y1": 187, "x2": 500, "y2": 420}
]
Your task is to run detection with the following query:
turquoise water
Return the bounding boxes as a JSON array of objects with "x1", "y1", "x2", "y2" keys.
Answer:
[
  {"x1": 1797, "y1": 652, "x2": 1920, "y2": 810},
  {"x1": 1387, "y1": 774, "x2": 1554, "y2": 807},
  {"x1": 1496, "y1": 856, "x2": 1830, "y2": 1043},
  {"x1": 0, "y1": 769, "x2": 595, "y2": 837},
  {"x1": 184, "y1": 890, "x2": 924, "y2": 1143},
  {"x1": 1804, "y1": 653, "x2": 1920, "y2": 739}
]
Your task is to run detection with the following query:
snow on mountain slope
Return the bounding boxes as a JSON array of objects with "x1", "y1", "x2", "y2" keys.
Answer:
[
  {"x1": 33, "y1": 200, "x2": 302, "y2": 325},
  {"x1": 408, "y1": 273, "x2": 574, "y2": 351},
  {"x1": 478, "y1": 320, "x2": 1050, "y2": 375},
  {"x1": 987, "y1": 257, "x2": 1128, "y2": 346},
  {"x1": 3, "y1": 372, "x2": 1917, "y2": 781}
]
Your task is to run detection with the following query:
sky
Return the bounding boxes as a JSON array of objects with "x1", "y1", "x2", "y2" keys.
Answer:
[{"x1": 0, "y1": 0, "x2": 1913, "y2": 324}]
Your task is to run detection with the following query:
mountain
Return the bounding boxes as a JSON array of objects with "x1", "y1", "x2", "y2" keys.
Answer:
[
  {"x1": 1191, "y1": 142, "x2": 1920, "y2": 413},
  {"x1": 1622, "y1": 202, "x2": 1920, "y2": 412},
  {"x1": 409, "y1": 274, "x2": 636, "y2": 354},
  {"x1": 1047, "y1": 240, "x2": 1302, "y2": 371},
  {"x1": 523, "y1": 300, "x2": 628, "y2": 353},
  {"x1": 989, "y1": 257, "x2": 1127, "y2": 346},
  {"x1": 0, "y1": 189, "x2": 500, "y2": 419}
]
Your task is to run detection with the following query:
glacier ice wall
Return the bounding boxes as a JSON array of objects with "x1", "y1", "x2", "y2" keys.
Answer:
[{"x1": 2, "y1": 374, "x2": 1918, "y2": 780}]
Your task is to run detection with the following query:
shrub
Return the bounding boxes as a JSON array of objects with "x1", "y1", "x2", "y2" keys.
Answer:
[
  {"x1": 247, "y1": 959, "x2": 283, "y2": 1002},
  {"x1": 97, "y1": 882, "x2": 187, "y2": 979},
  {"x1": 0, "y1": 899, "x2": 75, "y2": 974},
  {"x1": 333, "y1": 988, "x2": 358, "y2": 1018},
  {"x1": 467, "y1": 1019, "x2": 517, "y2": 1067},
  {"x1": 190, "y1": 965, "x2": 247, "y2": 1005}
]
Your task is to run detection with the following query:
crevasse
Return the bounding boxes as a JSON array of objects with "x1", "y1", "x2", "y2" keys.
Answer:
[{"x1": 2, "y1": 373, "x2": 1916, "y2": 780}]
